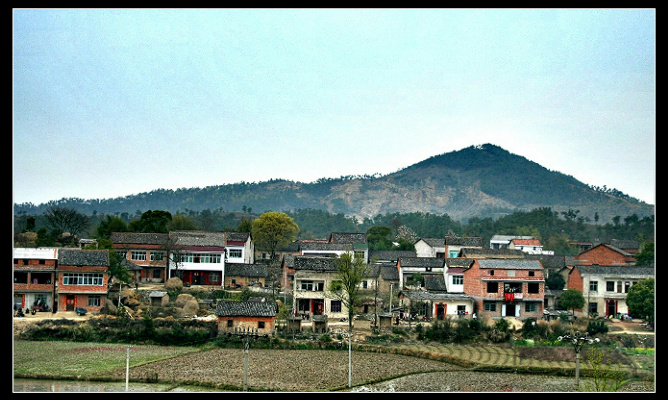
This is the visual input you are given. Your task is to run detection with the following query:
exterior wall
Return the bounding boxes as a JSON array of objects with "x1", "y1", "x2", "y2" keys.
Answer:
[
  {"x1": 56, "y1": 264, "x2": 109, "y2": 313},
  {"x1": 112, "y1": 243, "x2": 168, "y2": 283},
  {"x1": 574, "y1": 245, "x2": 635, "y2": 266},
  {"x1": 168, "y1": 249, "x2": 225, "y2": 286},
  {"x1": 464, "y1": 260, "x2": 544, "y2": 320},
  {"x1": 293, "y1": 270, "x2": 348, "y2": 319},
  {"x1": 217, "y1": 316, "x2": 275, "y2": 335}
]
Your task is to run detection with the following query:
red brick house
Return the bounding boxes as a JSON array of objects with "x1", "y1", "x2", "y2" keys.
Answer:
[
  {"x1": 463, "y1": 259, "x2": 545, "y2": 319},
  {"x1": 111, "y1": 232, "x2": 169, "y2": 283},
  {"x1": 574, "y1": 243, "x2": 636, "y2": 266},
  {"x1": 13, "y1": 248, "x2": 58, "y2": 313},
  {"x1": 56, "y1": 249, "x2": 110, "y2": 313},
  {"x1": 216, "y1": 301, "x2": 276, "y2": 335}
]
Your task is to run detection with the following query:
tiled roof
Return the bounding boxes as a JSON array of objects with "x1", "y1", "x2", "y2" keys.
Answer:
[
  {"x1": 477, "y1": 259, "x2": 543, "y2": 270},
  {"x1": 369, "y1": 250, "x2": 416, "y2": 262},
  {"x1": 398, "y1": 257, "x2": 445, "y2": 268},
  {"x1": 574, "y1": 265, "x2": 653, "y2": 277},
  {"x1": 216, "y1": 301, "x2": 276, "y2": 317},
  {"x1": 459, "y1": 248, "x2": 525, "y2": 258},
  {"x1": 225, "y1": 263, "x2": 267, "y2": 277},
  {"x1": 111, "y1": 232, "x2": 169, "y2": 245},
  {"x1": 169, "y1": 230, "x2": 226, "y2": 247},
  {"x1": 416, "y1": 238, "x2": 445, "y2": 247},
  {"x1": 445, "y1": 236, "x2": 483, "y2": 247},
  {"x1": 329, "y1": 232, "x2": 367, "y2": 244},
  {"x1": 58, "y1": 249, "x2": 109, "y2": 266},
  {"x1": 400, "y1": 291, "x2": 473, "y2": 301},
  {"x1": 293, "y1": 256, "x2": 337, "y2": 271},
  {"x1": 445, "y1": 258, "x2": 475, "y2": 268},
  {"x1": 424, "y1": 275, "x2": 447, "y2": 291}
]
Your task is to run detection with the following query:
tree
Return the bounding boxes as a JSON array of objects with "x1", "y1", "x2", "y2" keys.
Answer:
[
  {"x1": 634, "y1": 242, "x2": 654, "y2": 267},
  {"x1": 129, "y1": 210, "x2": 172, "y2": 233},
  {"x1": 545, "y1": 272, "x2": 566, "y2": 290},
  {"x1": 44, "y1": 206, "x2": 90, "y2": 240},
  {"x1": 329, "y1": 252, "x2": 370, "y2": 331},
  {"x1": 366, "y1": 226, "x2": 393, "y2": 250},
  {"x1": 626, "y1": 278, "x2": 654, "y2": 323},
  {"x1": 251, "y1": 212, "x2": 299, "y2": 261},
  {"x1": 95, "y1": 215, "x2": 128, "y2": 239},
  {"x1": 559, "y1": 289, "x2": 585, "y2": 315}
]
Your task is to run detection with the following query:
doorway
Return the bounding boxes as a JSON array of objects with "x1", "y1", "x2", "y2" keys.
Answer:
[{"x1": 65, "y1": 295, "x2": 75, "y2": 311}]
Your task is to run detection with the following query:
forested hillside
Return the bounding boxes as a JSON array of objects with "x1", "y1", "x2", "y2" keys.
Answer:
[{"x1": 14, "y1": 144, "x2": 653, "y2": 225}]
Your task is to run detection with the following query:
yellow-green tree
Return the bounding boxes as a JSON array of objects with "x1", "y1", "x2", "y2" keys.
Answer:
[{"x1": 251, "y1": 212, "x2": 299, "y2": 261}]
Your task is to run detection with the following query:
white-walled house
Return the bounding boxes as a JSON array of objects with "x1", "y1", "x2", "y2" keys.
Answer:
[
  {"x1": 168, "y1": 231, "x2": 226, "y2": 286},
  {"x1": 224, "y1": 231, "x2": 254, "y2": 264},
  {"x1": 414, "y1": 238, "x2": 445, "y2": 258}
]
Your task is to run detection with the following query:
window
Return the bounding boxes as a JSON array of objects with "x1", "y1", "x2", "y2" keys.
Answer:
[
  {"x1": 452, "y1": 275, "x2": 463, "y2": 285},
  {"x1": 525, "y1": 302, "x2": 538, "y2": 312},
  {"x1": 150, "y1": 252, "x2": 164, "y2": 261},
  {"x1": 448, "y1": 250, "x2": 459, "y2": 258},
  {"x1": 589, "y1": 281, "x2": 598, "y2": 292},
  {"x1": 131, "y1": 251, "x2": 146, "y2": 261},
  {"x1": 507, "y1": 270, "x2": 516, "y2": 277},
  {"x1": 300, "y1": 280, "x2": 313, "y2": 291},
  {"x1": 331, "y1": 300, "x2": 342, "y2": 313},
  {"x1": 487, "y1": 282, "x2": 498, "y2": 293},
  {"x1": 606, "y1": 281, "x2": 615, "y2": 292},
  {"x1": 62, "y1": 273, "x2": 104, "y2": 286},
  {"x1": 180, "y1": 253, "x2": 221, "y2": 263},
  {"x1": 489, "y1": 270, "x2": 495, "y2": 276},
  {"x1": 527, "y1": 282, "x2": 540, "y2": 294},
  {"x1": 528, "y1": 271, "x2": 535, "y2": 277},
  {"x1": 588, "y1": 302, "x2": 598, "y2": 315},
  {"x1": 152, "y1": 269, "x2": 161, "y2": 279},
  {"x1": 88, "y1": 295, "x2": 101, "y2": 307},
  {"x1": 354, "y1": 251, "x2": 365, "y2": 259},
  {"x1": 210, "y1": 272, "x2": 220, "y2": 282},
  {"x1": 484, "y1": 301, "x2": 497, "y2": 312},
  {"x1": 228, "y1": 249, "x2": 243, "y2": 258},
  {"x1": 227, "y1": 319, "x2": 234, "y2": 328},
  {"x1": 258, "y1": 321, "x2": 265, "y2": 329}
]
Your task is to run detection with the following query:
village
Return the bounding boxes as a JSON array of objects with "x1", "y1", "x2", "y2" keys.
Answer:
[{"x1": 13, "y1": 228, "x2": 653, "y2": 336}]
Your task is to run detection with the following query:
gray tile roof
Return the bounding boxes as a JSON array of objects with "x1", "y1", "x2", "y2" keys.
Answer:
[
  {"x1": 225, "y1": 263, "x2": 267, "y2": 277},
  {"x1": 445, "y1": 236, "x2": 483, "y2": 247},
  {"x1": 445, "y1": 258, "x2": 475, "y2": 268},
  {"x1": 424, "y1": 275, "x2": 447, "y2": 291},
  {"x1": 400, "y1": 291, "x2": 473, "y2": 302},
  {"x1": 399, "y1": 257, "x2": 445, "y2": 268},
  {"x1": 416, "y1": 238, "x2": 445, "y2": 247},
  {"x1": 169, "y1": 230, "x2": 226, "y2": 247},
  {"x1": 329, "y1": 232, "x2": 366, "y2": 244},
  {"x1": 477, "y1": 259, "x2": 543, "y2": 270},
  {"x1": 58, "y1": 249, "x2": 109, "y2": 266},
  {"x1": 459, "y1": 248, "x2": 525, "y2": 258},
  {"x1": 369, "y1": 250, "x2": 416, "y2": 262},
  {"x1": 574, "y1": 265, "x2": 654, "y2": 277},
  {"x1": 293, "y1": 256, "x2": 337, "y2": 271},
  {"x1": 216, "y1": 301, "x2": 276, "y2": 317},
  {"x1": 111, "y1": 232, "x2": 169, "y2": 245}
]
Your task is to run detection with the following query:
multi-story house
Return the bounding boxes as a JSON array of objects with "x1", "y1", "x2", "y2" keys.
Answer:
[
  {"x1": 444, "y1": 236, "x2": 483, "y2": 258},
  {"x1": 224, "y1": 231, "x2": 254, "y2": 264},
  {"x1": 168, "y1": 230, "x2": 226, "y2": 286},
  {"x1": 489, "y1": 235, "x2": 535, "y2": 250},
  {"x1": 56, "y1": 249, "x2": 110, "y2": 313},
  {"x1": 463, "y1": 258, "x2": 545, "y2": 319},
  {"x1": 13, "y1": 247, "x2": 58, "y2": 313},
  {"x1": 111, "y1": 232, "x2": 169, "y2": 283},
  {"x1": 299, "y1": 232, "x2": 368, "y2": 263},
  {"x1": 292, "y1": 256, "x2": 347, "y2": 319},
  {"x1": 574, "y1": 243, "x2": 636, "y2": 266},
  {"x1": 414, "y1": 238, "x2": 445, "y2": 258},
  {"x1": 567, "y1": 265, "x2": 654, "y2": 318},
  {"x1": 396, "y1": 256, "x2": 445, "y2": 289},
  {"x1": 508, "y1": 238, "x2": 554, "y2": 255}
]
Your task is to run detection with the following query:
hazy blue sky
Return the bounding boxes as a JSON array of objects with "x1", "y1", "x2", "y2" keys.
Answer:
[{"x1": 13, "y1": 8, "x2": 655, "y2": 206}]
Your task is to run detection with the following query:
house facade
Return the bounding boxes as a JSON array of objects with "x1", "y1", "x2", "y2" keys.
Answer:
[
  {"x1": 508, "y1": 239, "x2": 554, "y2": 255},
  {"x1": 111, "y1": 232, "x2": 169, "y2": 283},
  {"x1": 224, "y1": 263, "x2": 268, "y2": 288},
  {"x1": 396, "y1": 256, "x2": 445, "y2": 289},
  {"x1": 398, "y1": 291, "x2": 475, "y2": 320},
  {"x1": 574, "y1": 243, "x2": 636, "y2": 266},
  {"x1": 444, "y1": 236, "x2": 483, "y2": 258},
  {"x1": 292, "y1": 256, "x2": 347, "y2": 319},
  {"x1": 56, "y1": 249, "x2": 110, "y2": 313},
  {"x1": 567, "y1": 265, "x2": 654, "y2": 318},
  {"x1": 168, "y1": 230, "x2": 226, "y2": 286},
  {"x1": 414, "y1": 238, "x2": 445, "y2": 258},
  {"x1": 216, "y1": 301, "x2": 276, "y2": 335},
  {"x1": 224, "y1": 231, "x2": 254, "y2": 264},
  {"x1": 13, "y1": 247, "x2": 58, "y2": 312},
  {"x1": 464, "y1": 259, "x2": 545, "y2": 319}
]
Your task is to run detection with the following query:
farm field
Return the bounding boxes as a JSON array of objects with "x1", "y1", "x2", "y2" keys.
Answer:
[{"x1": 14, "y1": 340, "x2": 654, "y2": 392}]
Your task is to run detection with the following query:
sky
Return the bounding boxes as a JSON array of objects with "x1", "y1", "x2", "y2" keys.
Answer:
[{"x1": 13, "y1": 8, "x2": 656, "y2": 207}]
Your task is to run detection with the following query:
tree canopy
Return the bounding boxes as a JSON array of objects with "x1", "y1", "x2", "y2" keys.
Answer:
[{"x1": 251, "y1": 212, "x2": 299, "y2": 260}]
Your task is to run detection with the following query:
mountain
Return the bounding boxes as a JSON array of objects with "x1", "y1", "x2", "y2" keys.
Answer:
[{"x1": 14, "y1": 144, "x2": 653, "y2": 223}]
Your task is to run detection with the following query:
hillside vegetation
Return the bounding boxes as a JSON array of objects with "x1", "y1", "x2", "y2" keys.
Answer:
[{"x1": 14, "y1": 144, "x2": 653, "y2": 225}]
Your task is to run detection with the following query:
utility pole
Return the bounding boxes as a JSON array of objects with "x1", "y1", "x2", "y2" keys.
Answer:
[
  {"x1": 227, "y1": 327, "x2": 264, "y2": 391},
  {"x1": 125, "y1": 345, "x2": 132, "y2": 392}
]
